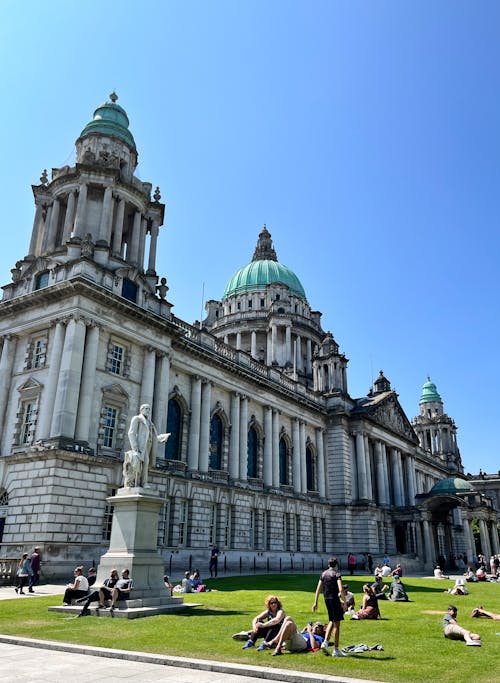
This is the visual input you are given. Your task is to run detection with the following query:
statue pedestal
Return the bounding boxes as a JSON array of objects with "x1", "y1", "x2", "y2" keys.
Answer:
[
  {"x1": 97, "y1": 486, "x2": 166, "y2": 598},
  {"x1": 49, "y1": 486, "x2": 200, "y2": 618}
]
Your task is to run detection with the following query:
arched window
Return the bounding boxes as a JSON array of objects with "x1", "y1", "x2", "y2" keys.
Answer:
[
  {"x1": 306, "y1": 445, "x2": 316, "y2": 491},
  {"x1": 247, "y1": 426, "x2": 258, "y2": 478},
  {"x1": 165, "y1": 398, "x2": 182, "y2": 460},
  {"x1": 35, "y1": 271, "x2": 49, "y2": 290},
  {"x1": 279, "y1": 437, "x2": 289, "y2": 485},
  {"x1": 0, "y1": 488, "x2": 8, "y2": 544},
  {"x1": 209, "y1": 414, "x2": 223, "y2": 470}
]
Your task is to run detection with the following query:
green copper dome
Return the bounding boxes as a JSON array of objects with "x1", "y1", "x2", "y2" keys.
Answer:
[
  {"x1": 78, "y1": 92, "x2": 136, "y2": 149},
  {"x1": 420, "y1": 376, "x2": 442, "y2": 404},
  {"x1": 429, "y1": 477, "x2": 473, "y2": 496},
  {"x1": 223, "y1": 226, "x2": 307, "y2": 300}
]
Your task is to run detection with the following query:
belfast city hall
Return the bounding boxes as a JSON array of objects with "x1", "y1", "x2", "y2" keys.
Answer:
[{"x1": 0, "y1": 94, "x2": 498, "y2": 578}]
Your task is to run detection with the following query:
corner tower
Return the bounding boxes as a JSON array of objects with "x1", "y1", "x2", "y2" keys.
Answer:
[
  {"x1": 412, "y1": 377, "x2": 463, "y2": 473},
  {"x1": 4, "y1": 93, "x2": 166, "y2": 308}
]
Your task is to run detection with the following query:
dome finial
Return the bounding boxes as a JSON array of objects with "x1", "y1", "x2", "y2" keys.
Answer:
[
  {"x1": 252, "y1": 224, "x2": 278, "y2": 262},
  {"x1": 109, "y1": 91, "x2": 118, "y2": 103}
]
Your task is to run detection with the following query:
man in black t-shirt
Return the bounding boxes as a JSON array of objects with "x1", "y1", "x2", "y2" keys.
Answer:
[
  {"x1": 109, "y1": 569, "x2": 133, "y2": 612},
  {"x1": 312, "y1": 557, "x2": 345, "y2": 657}
]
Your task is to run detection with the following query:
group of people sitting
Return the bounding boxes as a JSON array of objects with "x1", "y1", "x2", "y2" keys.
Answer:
[
  {"x1": 233, "y1": 595, "x2": 327, "y2": 656},
  {"x1": 170, "y1": 568, "x2": 209, "y2": 593},
  {"x1": 61, "y1": 565, "x2": 134, "y2": 616}
]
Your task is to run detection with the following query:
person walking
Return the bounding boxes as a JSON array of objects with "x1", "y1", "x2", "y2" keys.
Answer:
[
  {"x1": 28, "y1": 547, "x2": 41, "y2": 593},
  {"x1": 312, "y1": 557, "x2": 345, "y2": 657},
  {"x1": 15, "y1": 553, "x2": 32, "y2": 595}
]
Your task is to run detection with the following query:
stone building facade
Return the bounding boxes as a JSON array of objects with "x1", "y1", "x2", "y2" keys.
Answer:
[{"x1": 0, "y1": 95, "x2": 498, "y2": 578}]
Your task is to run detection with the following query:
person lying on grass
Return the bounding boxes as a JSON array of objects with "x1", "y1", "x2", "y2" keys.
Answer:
[
  {"x1": 260, "y1": 617, "x2": 326, "y2": 656},
  {"x1": 442, "y1": 605, "x2": 481, "y2": 646},
  {"x1": 471, "y1": 605, "x2": 500, "y2": 620},
  {"x1": 241, "y1": 595, "x2": 285, "y2": 649}
]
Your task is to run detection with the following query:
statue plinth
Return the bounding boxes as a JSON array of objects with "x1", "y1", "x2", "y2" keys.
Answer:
[{"x1": 97, "y1": 486, "x2": 166, "y2": 599}]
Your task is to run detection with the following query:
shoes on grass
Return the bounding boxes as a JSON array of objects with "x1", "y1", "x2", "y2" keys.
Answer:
[
  {"x1": 242, "y1": 639, "x2": 254, "y2": 649},
  {"x1": 332, "y1": 648, "x2": 346, "y2": 657}
]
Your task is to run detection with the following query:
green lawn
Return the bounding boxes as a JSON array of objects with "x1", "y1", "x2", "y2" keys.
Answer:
[{"x1": 1, "y1": 575, "x2": 499, "y2": 683}]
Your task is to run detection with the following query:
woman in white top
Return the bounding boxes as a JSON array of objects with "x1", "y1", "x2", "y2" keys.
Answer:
[{"x1": 62, "y1": 566, "x2": 89, "y2": 604}]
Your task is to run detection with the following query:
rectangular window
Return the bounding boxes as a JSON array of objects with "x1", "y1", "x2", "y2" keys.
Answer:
[
  {"x1": 101, "y1": 488, "x2": 117, "y2": 541},
  {"x1": 248, "y1": 299, "x2": 252, "y2": 309},
  {"x1": 110, "y1": 344, "x2": 124, "y2": 375},
  {"x1": 178, "y1": 500, "x2": 187, "y2": 546},
  {"x1": 21, "y1": 402, "x2": 35, "y2": 444},
  {"x1": 209, "y1": 504, "x2": 217, "y2": 545},
  {"x1": 103, "y1": 406, "x2": 118, "y2": 448},
  {"x1": 33, "y1": 339, "x2": 46, "y2": 368}
]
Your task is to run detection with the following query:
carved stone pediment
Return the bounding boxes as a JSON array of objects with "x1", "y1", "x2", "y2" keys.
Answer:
[{"x1": 370, "y1": 395, "x2": 418, "y2": 443}]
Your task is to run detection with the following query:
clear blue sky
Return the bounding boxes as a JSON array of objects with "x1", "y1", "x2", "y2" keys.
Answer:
[{"x1": 1, "y1": 1, "x2": 499, "y2": 474}]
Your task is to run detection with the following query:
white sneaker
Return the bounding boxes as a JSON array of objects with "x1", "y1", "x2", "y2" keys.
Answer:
[
  {"x1": 333, "y1": 648, "x2": 346, "y2": 657},
  {"x1": 320, "y1": 641, "x2": 330, "y2": 656},
  {"x1": 466, "y1": 639, "x2": 481, "y2": 646}
]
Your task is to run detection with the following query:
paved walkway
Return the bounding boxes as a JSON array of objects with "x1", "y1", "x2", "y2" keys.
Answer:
[{"x1": 0, "y1": 638, "x2": 375, "y2": 683}]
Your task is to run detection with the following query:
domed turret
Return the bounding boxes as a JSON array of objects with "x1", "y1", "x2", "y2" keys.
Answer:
[
  {"x1": 78, "y1": 92, "x2": 136, "y2": 150},
  {"x1": 420, "y1": 377, "x2": 442, "y2": 404}
]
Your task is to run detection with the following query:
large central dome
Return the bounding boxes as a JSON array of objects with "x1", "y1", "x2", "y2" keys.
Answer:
[{"x1": 223, "y1": 226, "x2": 307, "y2": 300}]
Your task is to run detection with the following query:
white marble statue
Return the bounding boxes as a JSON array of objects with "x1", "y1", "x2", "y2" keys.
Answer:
[{"x1": 123, "y1": 404, "x2": 170, "y2": 488}]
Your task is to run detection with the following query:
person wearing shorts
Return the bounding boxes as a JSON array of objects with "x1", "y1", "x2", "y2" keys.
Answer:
[
  {"x1": 312, "y1": 557, "x2": 345, "y2": 657},
  {"x1": 443, "y1": 605, "x2": 481, "y2": 646}
]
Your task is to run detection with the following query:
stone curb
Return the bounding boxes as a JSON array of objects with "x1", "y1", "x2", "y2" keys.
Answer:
[{"x1": 0, "y1": 635, "x2": 378, "y2": 683}]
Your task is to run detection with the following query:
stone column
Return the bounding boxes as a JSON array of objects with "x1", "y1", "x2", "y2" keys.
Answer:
[
  {"x1": 73, "y1": 183, "x2": 88, "y2": 238},
  {"x1": 50, "y1": 316, "x2": 86, "y2": 437},
  {"x1": 464, "y1": 518, "x2": 476, "y2": 563},
  {"x1": 316, "y1": 428, "x2": 326, "y2": 498},
  {"x1": 239, "y1": 395, "x2": 248, "y2": 480},
  {"x1": 266, "y1": 329, "x2": 272, "y2": 364},
  {"x1": 0, "y1": 335, "x2": 16, "y2": 435},
  {"x1": 140, "y1": 347, "x2": 156, "y2": 408},
  {"x1": 37, "y1": 322, "x2": 65, "y2": 439},
  {"x1": 479, "y1": 519, "x2": 491, "y2": 558},
  {"x1": 198, "y1": 380, "x2": 212, "y2": 472},
  {"x1": 47, "y1": 198, "x2": 60, "y2": 251},
  {"x1": 147, "y1": 220, "x2": 159, "y2": 273},
  {"x1": 391, "y1": 448, "x2": 403, "y2": 506},
  {"x1": 397, "y1": 452, "x2": 406, "y2": 505},
  {"x1": 490, "y1": 522, "x2": 499, "y2": 554},
  {"x1": 112, "y1": 197, "x2": 126, "y2": 255},
  {"x1": 153, "y1": 352, "x2": 170, "y2": 437},
  {"x1": 75, "y1": 322, "x2": 100, "y2": 442},
  {"x1": 129, "y1": 210, "x2": 142, "y2": 265},
  {"x1": 229, "y1": 393, "x2": 240, "y2": 479},
  {"x1": 300, "y1": 421, "x2": 307, "y2": 494},
  {"x1": 306, "y1": 339, "x2": 312, "y2": 375},
  {"x1": 263, "y1": 405, "x2": 273, "y2": 486},
  {"x1": 272, "y1": 410, "x2": 280, "y2": 487},
  {"x1": 374, "y1": 440, "x2": 385, "y2": 505},
  {"x1": 405, "y1": 454, "x2": 416, "y2": 506},
  {"x1": 138, "y1": 216, "x2": 148, "y2": 270},
  {"x1": 415, "y1": 523, "x2": 424, "y2": 562},
  {"x1": 355, "y1": 432, "x2": 368, "y2": 499},
  {"x1": 99, "y1": 186, "x2": 114, "y2": 244},
  {"x1": 250, "y1": 331, "x2": 257, "y2": 359},
  {"x1": 236, "y1": 332, "x2": 241, "y2": 350},
  {"x1": 296, "y1": 335, "x2": 303, "y2": 372},
  {"x1": 381, "y1": 443, "x2": 390, "y2": 504},
  {"x1": 364, "y1": 435, "x2": 373, "y2": 501},
  {"x1": 29, "y1": 203, "x2": 44, "y2": 256},
  {"x1": 422, "y1": 517, "x2": 434, "y2": 569},
  {"x1": 285, "y1": 325, "x2": 292, "y2": 365},
  {"x1": 271, "y1": 324, "x2": 277, "y2": 364},
  {"x1": 62, "y1": 190, "x2": 76, "y2": 243},
  {"x1": 292, "y1": 418, "x2": 301, "y2": 493},
  {"x1": 187, "y1": 375, "x2": 202, "y2": 470}
]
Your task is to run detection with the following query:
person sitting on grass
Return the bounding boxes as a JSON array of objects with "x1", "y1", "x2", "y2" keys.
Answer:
[
  {"x1": 471, "y1": 605, "x2": 500, "y2": 620},
  {"x1": 351, "y1": 584, "x2": 381, "y2": 619},
  {"x1": 388, "y1": 575, "x2": 409, "y2": 601},
  {"x1": 442, "y1": 605, "x2": 481, "y2": 646},
  {"x1": 242, "y1": 595, "x2": 285, "y2": 650},
  {"x1": 109, "y1": 568, "x2": 133, "y2": 612},
  {"x1": 464, "y1": 567, "x2": 478, "y2": 582},
  {"x1": 341, "y1": 583, "x2": 355, "y2": 614},
  {"x1": 181, "y1": 570, "x2": 193, "y2": 593},
  {"x1": 433, "y1": 565, "x2": 449, "y2": 579},
  {"x1": 371, "y1": 575, "x2": 389, "y2": 599},
  {"x1": 448, "y1": 578, "x2": 468, "y2": 596},
  {"x1": 263, "y1": 617, "x2": 326, "y2": 656},
  {"x1": 391, "y1": 563, "x2": 403, "y2": 577}
]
